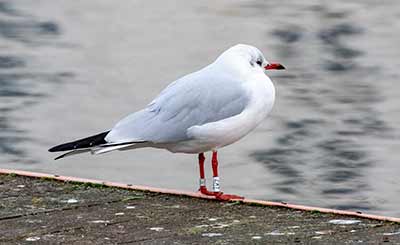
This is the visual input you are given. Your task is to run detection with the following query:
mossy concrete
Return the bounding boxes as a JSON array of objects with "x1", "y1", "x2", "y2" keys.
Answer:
[{"x1": 1, "y1": 174, "x2": 399, "y2": 244}]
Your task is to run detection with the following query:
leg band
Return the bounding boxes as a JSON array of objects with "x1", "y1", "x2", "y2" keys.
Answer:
[{"x1": 212, "y1": 176, "x2": 220, "y2": 192}]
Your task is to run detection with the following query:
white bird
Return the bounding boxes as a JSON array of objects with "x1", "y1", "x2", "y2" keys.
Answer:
[{"x1": 49, "y1": 44, "x2": 285, "y2": 200}]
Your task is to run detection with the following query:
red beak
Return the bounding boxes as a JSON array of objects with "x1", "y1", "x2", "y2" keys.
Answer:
[{"x1": 264, "y1": 63, "x2": 285, "y2": 70}]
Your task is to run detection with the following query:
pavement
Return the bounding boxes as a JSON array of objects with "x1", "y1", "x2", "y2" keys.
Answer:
[{"x1": 1, "y1": 173, "x2": 400, "y2": 244}]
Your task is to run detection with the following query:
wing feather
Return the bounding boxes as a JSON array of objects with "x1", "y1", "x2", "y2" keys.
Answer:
[{"x1": 106, "y1": 68, "x2": 249, "y2": 143}]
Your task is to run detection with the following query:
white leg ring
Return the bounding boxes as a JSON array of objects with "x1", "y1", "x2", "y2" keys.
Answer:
[
  {"x1": 199, "y1": 178, "x2": 206, "y2": 187},
  {"x1": 212, "y1": 177, "x2": 220, "y2": 192}
]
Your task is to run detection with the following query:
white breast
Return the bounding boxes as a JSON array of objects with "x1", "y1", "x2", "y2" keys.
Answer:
[{"x1": 166, "y1": 73, "x2": 275, "y2": 153}]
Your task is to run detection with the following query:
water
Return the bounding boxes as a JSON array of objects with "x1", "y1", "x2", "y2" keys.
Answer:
[{"x1": 0, "y1": 0, "x2": 399, "y2": 217}]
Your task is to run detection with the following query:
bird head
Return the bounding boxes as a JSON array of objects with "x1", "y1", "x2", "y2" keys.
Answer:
[{"x1": 215, "y1": 44, "x2": 285, "y2": 75}]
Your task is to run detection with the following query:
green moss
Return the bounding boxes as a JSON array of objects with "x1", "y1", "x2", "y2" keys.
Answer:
[
  {"x1": 122, "y1": 195, "x2": 145, "y2": 202},
  {"x1": 67, "y1": 181, "x2": 107, "y2": 189},
  {"x1": 63, "y1": 184, "x2": 81, "y2": 192},
  {"x1": 247, "y1": 202, "x2": 267, "y2": 207},
  {"x1": 31, "y1": 197, "x2": 43, "y2": 205},
  {"x1": 82, "y1": 182, "x2": 107, "y2": 188},
  {"x1": 40, "y1": 176, "x2": 54, "y2": 182},
  {"x1": 224, "y1": 200, "x2": 242, "y2": 207},
  {"x1": 310, "y1": 210, "x2": 322, "y2": 215}
]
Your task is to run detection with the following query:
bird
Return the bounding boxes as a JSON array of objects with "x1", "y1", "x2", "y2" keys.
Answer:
[{"x1": 49, "y1": 44, "x2": 285, "y2": 200}]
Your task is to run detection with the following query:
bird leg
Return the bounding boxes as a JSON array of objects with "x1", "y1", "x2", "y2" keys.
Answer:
[
  {"x1": 211, "y1": 151, "x2": 244, "y2": 200},
  {"x1": 197, "y1": 151, "x2": 244, "y2": 200},
  {"x1": 198, "y1": 153, "x2": 214, "y2": 195},
  {"x1": 211, "y1": 151, "x2": 220, "y2": 192}
]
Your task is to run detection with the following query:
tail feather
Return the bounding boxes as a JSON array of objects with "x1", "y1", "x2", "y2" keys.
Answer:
[
  {"x1": 49, "y1": 130, "x2": 150, "y2": 160},
  {"x1": 53, "y1": 142, "x2": 146, "y2": 160},
  {"x1": 48, "y1": 131, "x2": 110, "y2": 152}
]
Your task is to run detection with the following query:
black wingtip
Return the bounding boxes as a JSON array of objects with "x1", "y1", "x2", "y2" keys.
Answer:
[
  {"x1": 48, "y1": 144, "x2": 72, "y2": 152},
  {"x1": 48, "y1": 131, "x2": 110, "y2": 152},
  {"x1": 49, "y1": 146, "x2": 60, "y2": 152},
  {"x1": 54, "y1": 154, "x2": 65, "y2": 160},
  {"x1": 53, "y1": 149, "x2": 92, "y2": 160},
  {"x1": 53, "y1": 151, "x2": 74, "y2": 160},
  {"x1": 48, "y1": 141, "x2": 80, "y2": 152}
]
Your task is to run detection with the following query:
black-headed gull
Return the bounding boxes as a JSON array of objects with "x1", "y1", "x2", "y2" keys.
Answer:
[{"x1": 49, "y1": 44, "x2": 285, "y2": 200}]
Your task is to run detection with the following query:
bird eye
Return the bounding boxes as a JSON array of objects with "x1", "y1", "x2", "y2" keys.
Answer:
[{"x1": 256, "y1": 60, "x2": 262, "y2": 66}]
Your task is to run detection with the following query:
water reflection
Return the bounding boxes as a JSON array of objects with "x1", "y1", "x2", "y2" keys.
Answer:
[
  {"x1": 0, "y1": 1, "x2": 60, "y2": 44},
  {"x1": 319, "y1": 23, "x2": 363, "y2": 72},
  {"x1": 0, "y1": 56, "x2": 25, "y2": 69},
  {"x1": 0, "y1": 1, "x2": 20, "y2": 16},
  {"x1": 0, "y1": 20, "x2": 60, "y2": 43},
  {"x1": 272, "y1": 25, "x2": 303, "y2": 44},
  {"x1": 249, "y1": 2, "x2": 392, "y2": 212},
  {"x1": 0, "y1": 1, "x2": 68, "y2": 163}
]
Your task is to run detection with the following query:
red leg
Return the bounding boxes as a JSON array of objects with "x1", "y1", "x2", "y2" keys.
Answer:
[
  {"x1": 210, "y1": 151, "x2": 244, "y2": 201},
  {"x1": 197, "y1": 151, "x2": 244, "y2": 200},
  {"x1": 211, "y1": 151, "x2": 220, "y2": 192},
  {"x1": 212, "y1": 151, "x2": 218, "y2": 177},
  {"x1": 198, "y1": 153, "x2": 214, "y2": 195}
]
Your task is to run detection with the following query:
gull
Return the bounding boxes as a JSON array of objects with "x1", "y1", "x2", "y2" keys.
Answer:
[{"x1": 49, "y1": 44, "x2": 285, "y2": 200}]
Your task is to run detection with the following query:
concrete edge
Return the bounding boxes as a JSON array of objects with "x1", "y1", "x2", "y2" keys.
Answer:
[{"x1": 1, "y1": 168, "x2": 399, "y2": 223}]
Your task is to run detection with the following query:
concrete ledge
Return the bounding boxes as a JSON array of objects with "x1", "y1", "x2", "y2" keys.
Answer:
[
  {"x1": 1, "y1": 168, "x2": 399, "y2": 223},
  {"x1": 1, "y1": 168, "x2": 400, "y2": 244}
]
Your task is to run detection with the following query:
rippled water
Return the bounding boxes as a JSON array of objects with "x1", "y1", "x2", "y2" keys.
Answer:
[{"x1": 0, "y1": 0, "x2": 399, "y2": 217}]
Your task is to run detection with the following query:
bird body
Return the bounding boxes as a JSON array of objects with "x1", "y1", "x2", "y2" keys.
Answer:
[
  {"x1": 105, "y1": 44, "x2": 275, "y2": 153},
  {"x1": 49, "y1": 44, "x2": 284, "y2": 200},
  {"x1": 105, "y1": 57, "x2": 275, "y2": 154}
]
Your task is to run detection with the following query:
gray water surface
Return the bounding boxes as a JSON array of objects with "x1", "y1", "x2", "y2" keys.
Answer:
[{"x1": 0, "y1": 0, "x2": 399, "y2": 217}]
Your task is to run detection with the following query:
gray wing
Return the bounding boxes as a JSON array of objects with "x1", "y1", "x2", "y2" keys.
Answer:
[{"x1": 105, "y1": 69, "x2": 249, "y2": 143}]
